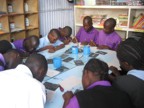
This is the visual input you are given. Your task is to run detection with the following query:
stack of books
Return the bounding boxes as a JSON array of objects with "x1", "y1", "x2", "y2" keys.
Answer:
[
  {"x1": 117, "y1": 14, "x2": 128, "y2": 27},
  {"x1": 132, "y1": 13, "x2": 144, "y2": 29}
]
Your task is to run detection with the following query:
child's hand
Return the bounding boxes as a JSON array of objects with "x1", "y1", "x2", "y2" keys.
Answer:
[
  {"x1": 63, "y1": 39, "x2": 70, "y2": 45},
  {"x1": 108, "y1": 66, "x2": 121, "y2": 81},
  {"x1": 62, "y1": 91, "x2": 74, "y2": 108},
  {"x1": 48, "y1": 48, "x2": 55, "y2": 53},
  {"x1": 72, "y1": 37, "x2": 77, "y2": 43},
  {"x1": 97, "y1": 45, "x2": 109, "y2": 49},
  {"x1": 81, "y1": 41, "x2": 88, "y2": 45},
  {"x1": 48, "y1": 45, "x2": 55, "y2": 49},
  {"x1": 89, "y1": 40, "x2": 96, "y2": 46},
  {"x1": 48, "y1": 46, "x2": 56, "y2": 53},
  {"x1": 63, "y1": 91, "x2": 74, "y2": 101}
]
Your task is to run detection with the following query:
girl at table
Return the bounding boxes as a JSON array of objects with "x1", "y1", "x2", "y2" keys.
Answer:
[
  {"x1": 72, "y1": 16, "x2": 98, "y2": 46},
  {"x1": 96, "y1": 18, "x2": 122, "y2": 50},
  {"x1": 63, "y1": 58, "x2": 133, "y2": 108},
  {"x1": 37, "y1": 29, "x2": 65, "y2": 53},
  {"x1": 109, "y1": 38, "x2": 144, "y2": 108}
]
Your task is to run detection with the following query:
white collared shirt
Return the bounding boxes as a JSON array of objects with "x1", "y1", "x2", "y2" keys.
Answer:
[
  {"x1": 127, "y1": 69, "x2": 144, "y2": 80},
  {"x1": 37, "y1": 36, "x2": 63, "y2": 50},
  {"x1": 0, "y1": 64, "x2": 46, "y2": 108}
]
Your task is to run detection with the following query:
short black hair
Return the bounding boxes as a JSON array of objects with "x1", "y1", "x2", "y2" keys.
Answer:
[
  {"x1": 117, "y1": 38, "x2": 144, "y2": 70},
  {"x1": 83, "y1": 16, "x2": 93, "y2": 24},
  {"x1": 24, "y1": 35, "x2": 39, "y2": 46},
  {"x1": 49, "y1": 29, "x2": 61, "y2": 38},
  {"x1": 63, "y1": 26, "x2": 72, "y2": 37},
  {"x1": 83, "y1": 58, "x2": 109, "y2": 80},
  {"x1": 25, "y1": 53, "x2": 48, "y2": 82},
  {"x1": 4, "y1": 49, "x2": 22, "y2": 69},
  {"x1": 104, "y1": 18, "x2": 116, "y2": 29},
  {"x1": 0, "y1": 40, "x2": 12, "y2": 54}
]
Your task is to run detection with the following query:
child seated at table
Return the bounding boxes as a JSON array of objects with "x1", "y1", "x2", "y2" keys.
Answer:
[
  {"x1": 59, "y1": 26, "x2": 72, "y2": 45},
  {"x1": 37, "y1": 29, "x2": 65, "y2": 53},
  {"x1": 109, "y1": 38, "x2": 144, "y2": 108},
  {"x1": 0, "y1": 49, "x2": 22, "y2": 71},
  {"x1": 72, "y1": 16, "x2": 98, "y2": 46},
  {"x1": 96, "y1": 18, "x2": 122, "y2": 50},
  {"x1": 12, "y1": 35, "x2": 39, "y2": 57},
  {"x1": 63, "y1": 58, "x2": 133, "y2": 108}
]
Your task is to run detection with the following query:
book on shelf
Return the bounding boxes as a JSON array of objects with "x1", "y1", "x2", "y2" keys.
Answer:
[{"x1": 132, "y1": 13, "x2": 144, "y2": 29}]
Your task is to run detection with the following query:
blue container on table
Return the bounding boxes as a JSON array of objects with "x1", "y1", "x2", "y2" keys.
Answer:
[
  {"x1": 83, "y1": 46, "x2": 90, "y2": 56},
  {"x1": 53, "y1": 57, "x2": 62, "y2": 69},
  {"x1": 72, "y1": 46, "x2": 78, "y2": 54}
]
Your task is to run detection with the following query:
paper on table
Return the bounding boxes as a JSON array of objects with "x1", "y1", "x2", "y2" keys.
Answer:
[
  {"x1": 60, "y1": 76, "x2": 81, "y2": 90},
  {"x1": 46, "y1": 89, "x2": 55, "y2": 102},
  {"x1": 46, "y1": 68, "x2": 60, "y2": 77}
]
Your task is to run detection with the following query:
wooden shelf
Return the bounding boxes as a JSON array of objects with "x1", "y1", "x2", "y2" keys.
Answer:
[
  {"x1": 0, "y1": 0, "x2": 7, "y2": 13},
  {"x1": 25, "y1": 14, "x2": 39, "y2": 30},
  {"x1": 9, "y1": 15, "x2": 25, "y2": 32},
  {"x1": 25, "y1": 0, "x2": 38, "y2": 13},
  {"x1": 0, "y1": 16, "x2": 9, "y2": 33},
  {"x1": 7, "y1": 0, "x2": 24, "y2": 14},
  {"x1": 0, "y1": 0, "x2": 39, "y2": 41},
  {"x1": 26, "y1": 28, "x2": 39, "y2": 37},
  {"x1": 11, "y1": 31, "x2": 26, "y2": 41},
  {"x1": 0, "y1": 33, "x2": 10, "y2": 41}
]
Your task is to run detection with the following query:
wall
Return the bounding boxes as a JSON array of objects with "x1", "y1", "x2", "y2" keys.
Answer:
[{"x1": 39, "y1": 0, "x2": 74, "y2": 36}]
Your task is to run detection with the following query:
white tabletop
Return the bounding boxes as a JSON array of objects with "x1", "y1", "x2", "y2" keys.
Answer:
[{"x1": 39, "y1": 43, "x2": 120, "y2": 108}]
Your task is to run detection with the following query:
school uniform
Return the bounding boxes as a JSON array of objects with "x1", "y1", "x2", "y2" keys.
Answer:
[
  {"x1": 76, "y1": 27, "x2": 98, "y2": 43},
  {"x1": 66, "y1": 80, "x2": 133, "y2": 108},
  {"x1": 12, "y1": 39, "x2": 26, "y2": 53},
  {"x1": 37, "y1": 36, "x2": 63, "y2": 50},
  {"x1": 0, "y1": 64, "x2": 46, "y2": 108},
  {"x1": 96, "y1": 30, "x2": 122, "y2": 50},
  {"x1": 0, "y1": 53, "x2": 6, "y2": 71},
  {"x1": 113, "y1": 69, "x2": 144, "y2": 108}
]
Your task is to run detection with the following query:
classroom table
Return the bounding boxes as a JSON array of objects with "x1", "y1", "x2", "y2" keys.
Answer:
[{"x1": 39, "y1": 43, "x2": 120, "y2": 108}]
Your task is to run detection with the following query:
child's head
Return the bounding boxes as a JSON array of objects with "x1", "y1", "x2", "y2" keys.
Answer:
[
  {"x1": 4, "y1": 49, "x2": 22, "y2": 69},
  {"x1": 59, "y1": 26, "x2": 72, "y2": 38},
  {"x1": 48, "y1": 29, "x2": 61, "y2": 43},
  {"x1": 82, "y1": 58, "x2": 108, "y2": 89},
  {"x1": 25, "y1": 53, "x2": 48, "y2": 82},
  {"x1": 104, "y1": 18, "x2": 116, "y2": 34},
  {"x1": 83, "y1": 16, "x2": 93, "y2": 32},
  {"x1": 0, "y1": 40, "x2": 12, "y2": 54},
  {"x1": 23, "y1": 35, "x2": 39, "y2": 53},
  {"x1": 116, "y1": 38, "x2": 144, "y2": 72}
]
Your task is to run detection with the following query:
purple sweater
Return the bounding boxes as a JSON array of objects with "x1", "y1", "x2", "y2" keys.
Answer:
[
  {"x1": 96, "y1": 30, "x2": 122, "y2": 50},
  {"x1": 76, "y1": 27, "x2": 98, "y2": 43}
]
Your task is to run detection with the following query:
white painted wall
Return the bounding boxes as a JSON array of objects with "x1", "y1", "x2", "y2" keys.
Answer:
[{"x1": 39, "y1": 0, "x2": 74, "y2": 36}]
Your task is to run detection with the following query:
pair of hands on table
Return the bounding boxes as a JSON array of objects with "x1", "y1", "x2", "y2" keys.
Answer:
[
  {"x1": 48, "y1": 45, "x2": 56, "y2": 53},
  {"x1": 72, "y1": 37, "x2": 96, "y2": 47}
]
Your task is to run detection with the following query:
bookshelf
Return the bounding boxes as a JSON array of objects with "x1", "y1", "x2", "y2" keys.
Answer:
[
  {"x1": 74, "y1": 5, "x2": 144, "y2": 40},
  {"x1": 0, "y1": 0, "x2": 39, "y2": 42}
]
